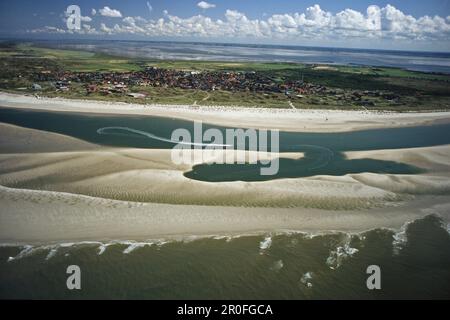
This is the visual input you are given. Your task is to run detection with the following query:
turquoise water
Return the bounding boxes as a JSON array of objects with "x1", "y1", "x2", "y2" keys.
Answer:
[{"x1": 1, "y1": 107, "x2": 450, "y2": 181}]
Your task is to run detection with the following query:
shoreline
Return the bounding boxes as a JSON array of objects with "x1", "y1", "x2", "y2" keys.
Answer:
[
  {"x1": 2, "y1": 91, "x2": 450, "y2": 132},
  {"x1": 1, "y1": 184, "x2": 449, "y2": 245}
]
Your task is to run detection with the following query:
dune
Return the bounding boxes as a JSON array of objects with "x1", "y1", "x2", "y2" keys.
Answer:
[{"x1": 0, "y1": 122, "x2": 98, "y2": 153}]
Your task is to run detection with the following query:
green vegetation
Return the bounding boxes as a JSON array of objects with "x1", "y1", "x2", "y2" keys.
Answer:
[
  {"x1": 16, "y1": 43, "x2": 141, "y2": 72},
  {"x1": 0, "y1": 43, "x2": 449, "y2": 111}
]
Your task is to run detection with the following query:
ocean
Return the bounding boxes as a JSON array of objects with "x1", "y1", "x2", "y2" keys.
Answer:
[
  {"x1": 1, "y1": 215, "x2": 449, "y2": 299},
  {"x1": 1, "y1": 107, "x2": 449, "y2": 183}
]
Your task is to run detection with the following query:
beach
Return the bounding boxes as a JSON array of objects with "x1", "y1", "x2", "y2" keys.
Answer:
[
  {"x1": 1, "y1": 92, "x2": 450, "y2": 133},
  {"x1": 1, "y1": 93, "x2": 450, "y2": 245}
]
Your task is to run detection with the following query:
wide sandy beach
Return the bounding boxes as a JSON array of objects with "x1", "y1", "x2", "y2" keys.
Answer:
[{"x1": 2, "y1": 92, "x2": 450, "y2": 132}]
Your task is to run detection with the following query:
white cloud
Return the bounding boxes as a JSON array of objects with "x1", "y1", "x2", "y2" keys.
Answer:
[
  {"x1": 100, "y1": 23, "x2": 112, "y2": 34},
  {"x1": 81, "y1": 16, "x2": 92, "y2": 22},
  {"x1": 29, "y1": 24, "x2": 100, "y2": 35},
  {"x1": 82, "y1": 24, "x2": 99, "y2": 35},
  {"x1": 29, "y1": 26, "x2": 66, "y2": 34},
  {"x1": 33, "y1": 4, "x2": 450, "y2": 45},
  {"x1": 197, "y1": 2, "x2": 216, "y2": 10},
  {"x1": 99, "y1": 6, "x2": 122, "y2": 18},
  {"x1": 91, "y1": 8, "x2": 96, "y2": 16}
]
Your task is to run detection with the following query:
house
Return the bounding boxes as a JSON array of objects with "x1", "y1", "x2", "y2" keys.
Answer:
[
  {"x1": 86, "y1": 84, "x2": 98, "y2": 94},
  {"x1": 57, "y1": 86, "x2": 69, "y2": 92},
  {"x1": 127, "y1": 93, "x2": 147, "y2": 99},
  {"x1": 31, "y1": 83, "x2": 42, "y2": 91}
]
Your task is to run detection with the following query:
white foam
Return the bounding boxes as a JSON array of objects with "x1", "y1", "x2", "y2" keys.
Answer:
[
  {"x1": 7, "y1": 245, "x2": 34, "y2": 262},
  {"x1": 6, "y1": 241, "x2": 105, "y2": 261},
  {"x1": 45, "y1": 248, "x2": 58, "y2": 260},
  {"x1": 97, "y1": 242, "x2": 120, "y2": 255},
  {"x1": 259, "y1": 236, "x2": 272, "y2": 253},
  {"x1": 212, "y1": 235, "x2": 246, "y2": 242},
  {"x1": 270, "y1": 260, "x2": 284, "y2": 272},
  {"x1": 97, "y1": 244, "x2": 108, "y2": 255},
  {"x1": 122, "y1": 240, "x2": 168, "y2": 254},
  {"x1": 392, "y1": 220, "x2": 413, "y2": 255},
  {"x1": 300, "y1": 272, "x2": 314, "y2": 288},
  {"x1": 326, "y1": 241, "x2": 359, "y2": 270}
]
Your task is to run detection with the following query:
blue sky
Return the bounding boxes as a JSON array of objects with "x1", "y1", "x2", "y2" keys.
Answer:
[{"x1": 1, "y1": 0, "x2": 449, "y2": 51}]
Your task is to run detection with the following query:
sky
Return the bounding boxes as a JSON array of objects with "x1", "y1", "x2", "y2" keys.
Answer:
[{"x1": 0, "y1": 0, "x2": 449, "y2": 51}]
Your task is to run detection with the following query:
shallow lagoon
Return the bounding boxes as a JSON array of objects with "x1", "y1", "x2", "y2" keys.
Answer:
[{"x1": 1, "y1": 107, "x2": 449, "y2": 181}]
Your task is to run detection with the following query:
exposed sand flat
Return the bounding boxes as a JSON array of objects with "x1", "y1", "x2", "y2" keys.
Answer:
[
  {"x1": 1, "y1": 92, "x2": 450, "y2": 132},
  {"x1": 1, "y1": 184, "x2": 450, "y2": 245},
  {"x1": 0, "y1": 122, "x2": 98, "y2": 153},
  {"x1": 350, "y1": 173, "x2": 450, "y2": 195},
  {"x1": 345, "y1": 145, "x2": 450, "y2": 172},
  {"x1": 1, "y1": 125, "x2": 449, "y2": 208},
  {"x1": 0, "y1": 149, "x2": 396, "y2": 209},
  {"x1": 0, "y1": 124, "x2": 392, "y2": 209}
]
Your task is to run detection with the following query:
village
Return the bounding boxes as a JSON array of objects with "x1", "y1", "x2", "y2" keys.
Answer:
[{"x1": 29, "y1": 66, "x2": 401, "y2": 107}]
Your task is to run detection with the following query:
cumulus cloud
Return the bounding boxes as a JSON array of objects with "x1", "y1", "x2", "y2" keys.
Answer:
[
  {"x1": 29, "y1": 26, "x2": 67, "y2": 34},
  {"x1": 100, "y1": 23, "x2": 112, "y2": 34},
  {"x1": 34, "y1": 4, "x2": 450, "y2": 43},
  {"x1": 28, "y1": 24, "x2": 100, "y2": 35},
  {"x1": 91, "y1": 8, "x2": 96, "y2": 16},
  {"x1": 197, "y1": 1, "x2": 216, "y2": 10},
  {"x1": 99, "y1": 6, "x2": 122, "y2": 18},
  {"x1": 80, "y1": 16, "x2": 92, "y2": 22}
]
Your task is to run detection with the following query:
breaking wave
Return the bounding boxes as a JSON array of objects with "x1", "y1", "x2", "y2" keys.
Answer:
[
  {"x1": 392, "y1": 220, "x2": 413, "y2": 255},
  {"x1": 259, "y1": 235, "x2": 272, "y2": 253},
  {"x1": 2, "y1": 214, "x2": 448, "y2": 265},
  {"x1": 300, "y1": 272, "x2": 314, "y2": 288},
  {"x1": 325, "y1": 237, "x2": 359, "y2": 270}
]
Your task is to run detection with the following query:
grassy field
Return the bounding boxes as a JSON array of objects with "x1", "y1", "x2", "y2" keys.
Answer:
[
  {"x1": 15, "y1": 43, "x2": 141, "y2": 72},
  {"x1": 1, "y1": 42, "x2": 449, "y2": 111}
]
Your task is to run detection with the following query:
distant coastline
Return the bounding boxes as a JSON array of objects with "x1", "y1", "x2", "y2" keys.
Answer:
[{"x1": 21, "y1": 39, "x2": 450, "y2": 74}]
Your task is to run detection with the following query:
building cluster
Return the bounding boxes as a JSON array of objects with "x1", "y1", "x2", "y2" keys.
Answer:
[
  {"x1": 30, "y1": 67, "x2": 400, "y2": 105},
  {"x1": 33, "y1": 67, "x2": 329, "y2": 96}
]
